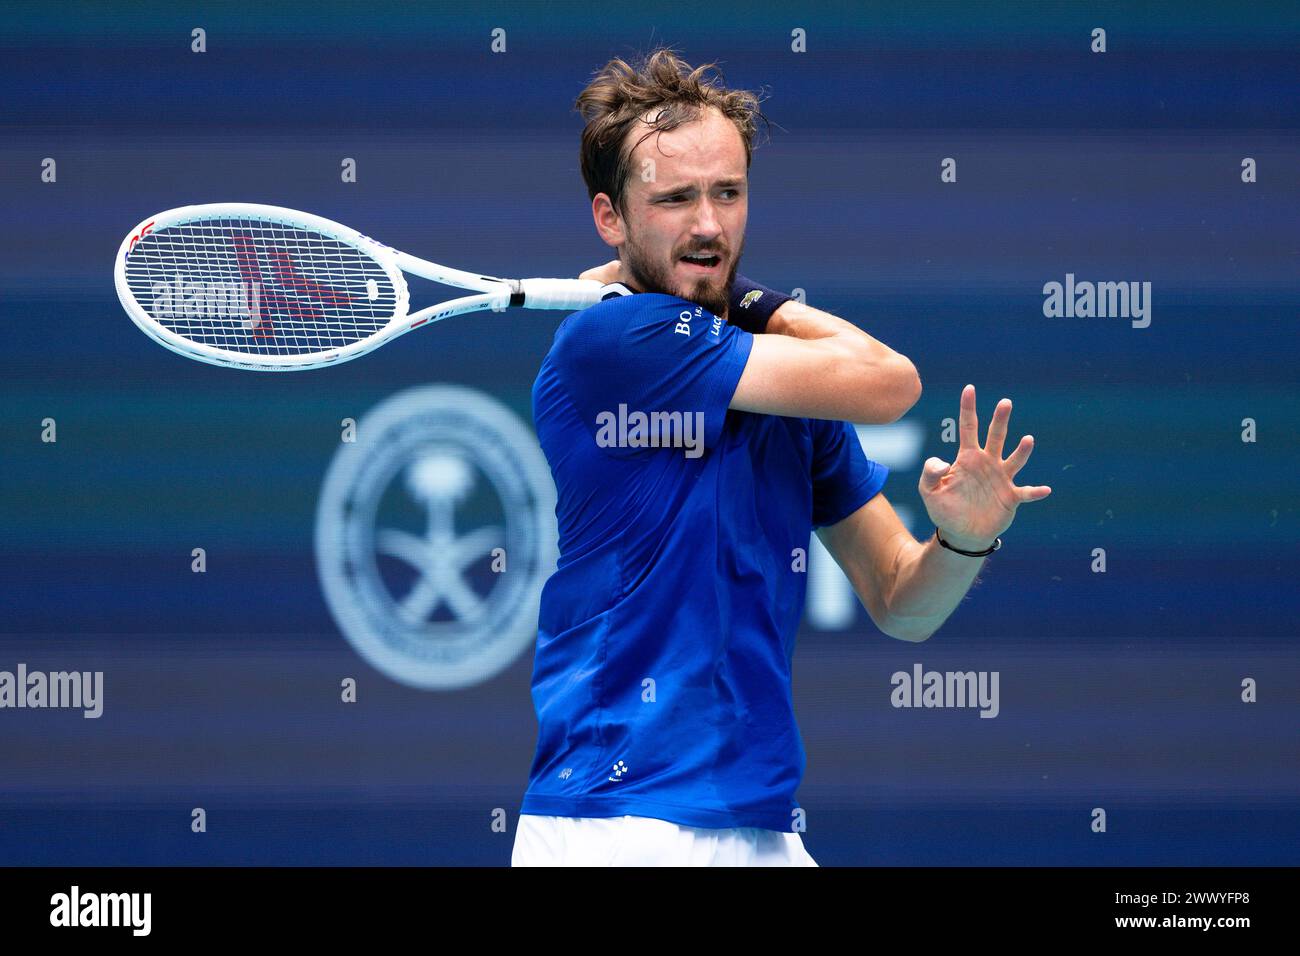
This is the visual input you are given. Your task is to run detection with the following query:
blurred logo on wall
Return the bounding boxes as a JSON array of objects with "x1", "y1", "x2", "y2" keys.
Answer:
[{"x1": 315, "y1": 385, "x2": 558, "y2": 689}]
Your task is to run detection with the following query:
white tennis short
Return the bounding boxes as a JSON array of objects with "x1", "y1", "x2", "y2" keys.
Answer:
[{"x1": 511, "y1": 813, "x2": 818, "y2": 867}]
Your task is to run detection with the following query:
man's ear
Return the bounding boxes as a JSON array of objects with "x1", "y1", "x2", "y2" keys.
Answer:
[{"x1": 591, "y1": 194, "x2": 627, "y2": 247}]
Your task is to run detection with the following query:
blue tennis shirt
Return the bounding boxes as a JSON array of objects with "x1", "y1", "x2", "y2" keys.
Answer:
[{"x1": 521, "y1": 288, "x2": 890, "y2": 831}]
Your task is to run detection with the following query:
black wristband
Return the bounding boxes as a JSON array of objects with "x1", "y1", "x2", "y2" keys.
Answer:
[
  {"x1": 727, "y1": 274, "x2": 793, "y2": 334},
  {"x1": 934, "y1": 527, "x2": 1001, "y2": 557}
]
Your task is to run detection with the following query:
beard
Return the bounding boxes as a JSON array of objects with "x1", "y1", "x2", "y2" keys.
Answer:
[{"x1": 620, "y1": 226, "x2": 743, "y2": 320}]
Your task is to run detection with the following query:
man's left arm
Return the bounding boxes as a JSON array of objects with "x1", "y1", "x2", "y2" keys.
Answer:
[
  {"x1": 818, "y1": 494, "x2": 990, "y2": 643},
  {"x1": 819, "y1": 383, "x2": 1052, "y2": 642}
]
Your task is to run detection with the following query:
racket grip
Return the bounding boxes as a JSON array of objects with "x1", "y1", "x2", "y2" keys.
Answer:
[{"x1": 518, "y1": 278, "x2": 605, "y2": 312}]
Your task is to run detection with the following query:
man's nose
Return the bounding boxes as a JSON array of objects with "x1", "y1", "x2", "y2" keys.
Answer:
[{"x1": 691, "y1": 197, "x2": 722, "y2": 237}]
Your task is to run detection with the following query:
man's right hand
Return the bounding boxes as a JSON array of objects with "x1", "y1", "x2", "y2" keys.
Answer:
[{"x1": 579, "y1": 259, "x2": 623, "y2": 285}]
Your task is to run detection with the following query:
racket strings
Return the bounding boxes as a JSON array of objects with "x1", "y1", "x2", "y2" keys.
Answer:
[{"x1": 122, "y1": 218, "x2": 401, "y2": 356}]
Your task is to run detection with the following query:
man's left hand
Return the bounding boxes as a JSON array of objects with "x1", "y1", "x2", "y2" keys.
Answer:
[{"x1": 919, "y1": 384, "x2": 1052, "y2": 551}]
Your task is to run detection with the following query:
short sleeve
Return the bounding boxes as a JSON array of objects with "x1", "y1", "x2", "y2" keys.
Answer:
[
  {"x1": 552, "y1": 294, "x2": 753, "y2": 457},
  {"x1": 810, "y1": 419, "x2": 890, "y2": 528}
]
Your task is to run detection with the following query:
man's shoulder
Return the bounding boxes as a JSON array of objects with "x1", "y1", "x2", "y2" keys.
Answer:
[
  {"x1": 558, "y1": 287, "x2": 693, "y2": 340},
  {"x1": 585, "y1": 284, "x2": 694, "y2": 315}
]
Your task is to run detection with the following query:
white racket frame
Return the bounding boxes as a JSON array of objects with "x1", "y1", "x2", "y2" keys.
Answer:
[{"x1": 113, "y1": 202, "x2": 604, "y2": 371}]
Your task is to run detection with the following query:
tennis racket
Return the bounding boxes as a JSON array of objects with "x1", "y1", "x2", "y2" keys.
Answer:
[{"x1": 113, "y1": 202, "x2": 605, "y2": 371}]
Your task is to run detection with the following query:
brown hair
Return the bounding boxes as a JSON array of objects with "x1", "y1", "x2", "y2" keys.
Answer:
[{"x1": 574, "y1": 47, "x2": 771, "y2": 216}]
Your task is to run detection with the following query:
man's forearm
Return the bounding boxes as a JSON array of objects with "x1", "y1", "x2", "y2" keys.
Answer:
[
  {"x1": 881, "y1": 533, "x2": 990, "y2": 642},
  {"x1": 727, "y1": 275, "x2": 909, "y2": 362},
  {"x1": 764, "y1": 299, "x2": 921, "y2": 418},
  {"x1": 767, "y1": 297, "x2": 887, "y2": 345}
]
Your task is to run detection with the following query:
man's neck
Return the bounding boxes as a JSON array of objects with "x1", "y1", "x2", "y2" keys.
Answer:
[{"x1": 617, "y1": 279, "x2": 729, "y2": 321}]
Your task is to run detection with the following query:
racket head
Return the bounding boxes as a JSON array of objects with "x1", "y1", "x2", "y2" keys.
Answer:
[{"x1": 113, "y1": 203, "x2": 411, "y2": 370}]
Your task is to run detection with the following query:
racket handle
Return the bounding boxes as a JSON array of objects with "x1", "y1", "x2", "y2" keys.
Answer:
[{"x1": 517, "y1": 278, "x2": 605, "y2": 312}]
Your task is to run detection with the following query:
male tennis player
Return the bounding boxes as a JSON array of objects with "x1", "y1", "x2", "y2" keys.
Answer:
[{"x1": 513, "y1": 49, "x2": 1050, "y2": 866}]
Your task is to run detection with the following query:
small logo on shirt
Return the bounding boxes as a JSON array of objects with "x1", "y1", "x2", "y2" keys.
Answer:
[
  {"x1": 558, "y1": 767, "x2": 573, "y2": 780},
  {"x1": 673, "y1": 305, "x2": 704, "y2": 337},
  {"x1": 739, "y1": 289, "x2": 763, "y2": 309},
  {"x1": 608, "y1": 760, "x2": 629, "y2": 782}
]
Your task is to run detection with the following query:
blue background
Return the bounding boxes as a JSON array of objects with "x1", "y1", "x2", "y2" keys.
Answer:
[{"x1": 1, "y1": 0, "x2": 1297, "y2": 865}]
